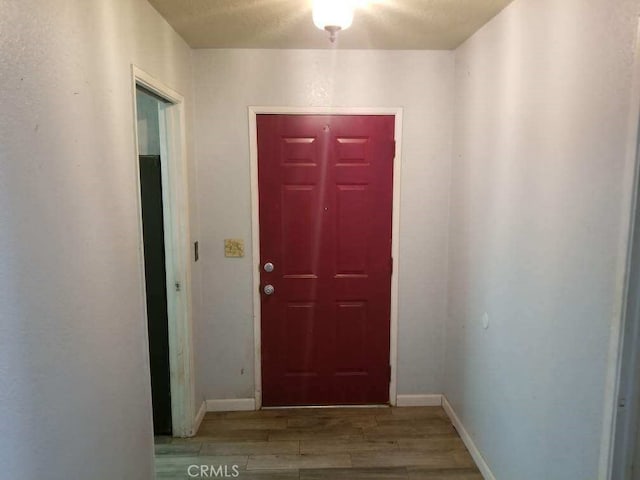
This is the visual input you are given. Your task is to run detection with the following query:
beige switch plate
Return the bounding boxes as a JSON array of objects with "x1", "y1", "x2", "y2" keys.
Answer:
[{"x1": 224, "y1": 239, "x2": 245, "y2": 258}]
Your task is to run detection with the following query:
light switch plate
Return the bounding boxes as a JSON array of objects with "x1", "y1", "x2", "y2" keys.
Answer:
[{"x1": 224, "y1": 239, "x2": 245, "y2": 258}]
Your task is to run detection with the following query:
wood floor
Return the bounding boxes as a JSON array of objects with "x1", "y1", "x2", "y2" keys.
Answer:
[{"x1": 155, "y1": 406, "x2": 482, "y2": 480}]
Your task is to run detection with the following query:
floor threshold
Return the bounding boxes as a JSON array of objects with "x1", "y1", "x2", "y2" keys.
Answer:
[{"x1": 261, "y1": 404, "x2": 390, "y2": 410}]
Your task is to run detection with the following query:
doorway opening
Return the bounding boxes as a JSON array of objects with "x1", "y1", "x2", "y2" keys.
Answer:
[
  {"x1": 137, "y1": 87, "x2": 172, "y2": 435},
  {"x1": 132, "y1": 66, "x2": 196, "y2": 438}
]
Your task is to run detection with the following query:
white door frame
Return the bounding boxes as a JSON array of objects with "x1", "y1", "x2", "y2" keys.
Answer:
[
  {"x1": 601, "y1": 20, "x2": 640, "y2": 479},
  {"x1": 131, "y1": 65, "x2": 196, "y2": 437},
  {"x1": 248, "y1": 106, "x2": 403, "y2": 409}
]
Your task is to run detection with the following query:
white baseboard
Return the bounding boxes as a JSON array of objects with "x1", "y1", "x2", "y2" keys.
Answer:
[
  {"x1": 442, "y1": 396, "x2": 496, "y2": 480},
  {"x1": 396, "y1": 394, "x2": 443, "y2": 407},
  {"x1": 192, "y1": 401, "x2": 207, "y2": 436},
  {"x1": 206, "y1": 398, "x2": 257, "y2": 412}
]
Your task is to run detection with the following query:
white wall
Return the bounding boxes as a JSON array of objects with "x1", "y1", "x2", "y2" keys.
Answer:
[
  {"x1": 446, "y1": 0, "x2": 640, "y2": 478},
  {"x1": 0, "y1": 1, "x2": 197, "y2": 478},
  {"x1": 193, "y1": 49, "x2": 454, "y2": 400}
]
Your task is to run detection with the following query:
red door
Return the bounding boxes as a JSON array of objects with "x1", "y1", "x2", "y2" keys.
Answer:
[{"x1": 257, "y1": 114, "x2": 395, "y2": 406}]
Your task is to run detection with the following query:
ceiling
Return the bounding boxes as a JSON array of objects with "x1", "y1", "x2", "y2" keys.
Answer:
[{"x1": 147, "y1": 0, "x2": 515, "y2": 50}]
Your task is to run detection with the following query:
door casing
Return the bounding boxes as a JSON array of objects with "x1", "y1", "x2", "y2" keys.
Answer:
[
  {"x1": 602, "y1": 19, "x2": 640, "y2": 479},
  {"x1": 248, "y1": 106, "x2": 404, "y2": 409},
  {"x1": 132, "y1": 66, "x2": 196, "y2": 437}
]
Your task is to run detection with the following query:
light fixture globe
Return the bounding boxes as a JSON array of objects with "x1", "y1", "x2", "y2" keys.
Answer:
[{"x1": 312, "y1": 0, "x2": 355, "y2": 42}]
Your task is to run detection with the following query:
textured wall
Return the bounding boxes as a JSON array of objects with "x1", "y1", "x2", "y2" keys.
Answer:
[
  {"x1": 193, "y1": 49, "x2": 454, "y2": 401},
  {"x1": 445, "y1": 0, "x2": 640, "y2": 478},
  {"x1": 0, "y1": 1, "x2": 196, "y2": 478}
]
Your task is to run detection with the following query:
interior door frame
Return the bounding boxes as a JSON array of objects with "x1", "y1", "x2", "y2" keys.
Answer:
[
  {"x1": 131, "y1": 65, "x2": 196, "y2": 437},
  {"x1": 248, "y1": 106, "x2": 404, "y2": 409},
  {"x1": 601, "y1": 20, "x2": 640, "y2": 479}
]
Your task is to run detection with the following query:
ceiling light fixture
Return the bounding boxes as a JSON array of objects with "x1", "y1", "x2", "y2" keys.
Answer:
[{"x1": 312, "y1": 0, "x2": 355, "y2": 43}]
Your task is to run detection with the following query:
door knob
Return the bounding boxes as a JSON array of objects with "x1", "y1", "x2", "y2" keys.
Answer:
[
  {"x1": 263, "y1": 285, "x2": 275, "y2": 296},
  {"x1": 264, "y1": 262, "x2": 275, "y2": 273}
]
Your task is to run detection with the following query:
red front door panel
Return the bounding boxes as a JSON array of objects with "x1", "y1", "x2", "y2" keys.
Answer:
[{"x1": 257, "y1": 115, "x2": 394, "y2": 406}]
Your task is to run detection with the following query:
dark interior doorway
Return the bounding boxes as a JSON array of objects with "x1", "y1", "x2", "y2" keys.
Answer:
[{"x1": 137, "y1": 87, "x2": 172, "y2": 435}]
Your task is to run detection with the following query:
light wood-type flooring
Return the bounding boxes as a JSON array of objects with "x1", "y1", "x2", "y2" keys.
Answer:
[{"x1": 155, "y1": 406, "x2": 482, "y2": 479}]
